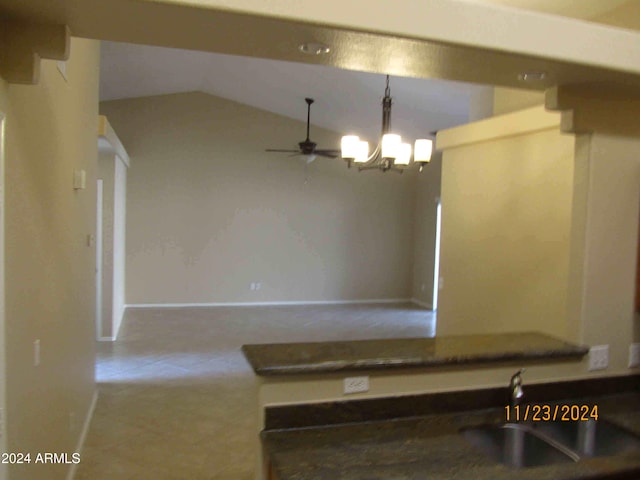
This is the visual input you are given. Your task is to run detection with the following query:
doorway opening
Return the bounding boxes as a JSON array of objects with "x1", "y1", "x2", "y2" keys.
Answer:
[
  {"x1": 0, "y1": 111, "x2": 7, "y2": 480},
  {"x1": 432, "y1": 198, "x2": 442, "y2": 311},
  {"x1": 96, "y1": 179, "x2": 103, "y2": 341}
]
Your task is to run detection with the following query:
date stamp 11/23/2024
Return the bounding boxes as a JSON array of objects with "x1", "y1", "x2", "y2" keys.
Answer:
[
  {"x1": 1, "y1": 452, "x2": 80, "y2": 465},
  {"x1": 505, "y1": 404, "x2": 599, "y2": 423}
]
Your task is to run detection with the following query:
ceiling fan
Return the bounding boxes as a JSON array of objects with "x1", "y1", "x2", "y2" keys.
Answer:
[{"x1": 265, "y1": 98, "x2": 340, "y2": 163}]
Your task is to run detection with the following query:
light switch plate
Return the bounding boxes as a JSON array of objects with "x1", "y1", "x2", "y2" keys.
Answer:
[
  {"x1": 73, "y1": 169, "x2": 86, "y2": 190},
  {"x1": 629, "y1": 343, "x2": 640, "y2": 368},
  {"x1": 589, "y1": 345, "x2": 609, "y2": 371}
]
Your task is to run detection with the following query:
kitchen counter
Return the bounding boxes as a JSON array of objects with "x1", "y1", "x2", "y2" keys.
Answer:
[
  {"x1": 262, "y1": 392, "x2": 640, "y2": 480},
  {"x1": 242, "y1": 332, "x2": 588, "y2": 376}
]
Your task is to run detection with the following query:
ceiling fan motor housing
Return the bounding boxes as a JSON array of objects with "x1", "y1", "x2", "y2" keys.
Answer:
[{"x1": 299, "y1": 140, "x2": 317, "y2": 155}]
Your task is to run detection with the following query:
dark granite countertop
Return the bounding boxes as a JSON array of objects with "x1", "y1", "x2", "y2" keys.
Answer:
[
  {"x1": 242, "y1": 332, "x2": 588, "y2": 376},
  {"x1": 263, "y1": 393, "x2": 640, "y2": 480}
]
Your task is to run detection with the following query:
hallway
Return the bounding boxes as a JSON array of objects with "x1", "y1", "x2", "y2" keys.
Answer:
[{"x1": 76, "y1": 303, "x2": 435, "y2": 479}]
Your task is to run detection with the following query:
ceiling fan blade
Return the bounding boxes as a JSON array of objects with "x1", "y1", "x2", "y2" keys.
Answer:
[
  {"x1": 266, "y1": 149, "x2": 301, "y2": 153},
  {"x1": 315, "y1": 149, "x2": 341, "y2": 155}
]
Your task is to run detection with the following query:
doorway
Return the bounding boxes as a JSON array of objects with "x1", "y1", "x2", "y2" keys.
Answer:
[
  {"x1": 432, "y1": 198, "x2": 442, "y2": 311},
  {"x1": 0, "y1": 111, "x2": 7, "y2": 480},
  {"x1": 96, "y1": 179, "x2": 103, "y2": 341}
]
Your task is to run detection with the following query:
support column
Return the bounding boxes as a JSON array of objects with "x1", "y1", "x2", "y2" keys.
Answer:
[{"x1": 547, "y1": 84, "x2": 640, "y2": 372}]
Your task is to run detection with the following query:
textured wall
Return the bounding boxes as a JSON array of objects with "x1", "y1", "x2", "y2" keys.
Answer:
[
  {"x1": 101, "y1": 92, "x2": 419, "y2": 304},
  {"x1": 438, "y1": 118, "x2": 575, "y2": 339}
]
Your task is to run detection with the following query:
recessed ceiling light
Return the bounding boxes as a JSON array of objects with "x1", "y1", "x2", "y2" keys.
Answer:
[
  {"x1": 298, "y1": 42, "x2": 331, "y2": 55},
  {"x1": 518, "y1": 71, "x2": 547, "y2": 82}
]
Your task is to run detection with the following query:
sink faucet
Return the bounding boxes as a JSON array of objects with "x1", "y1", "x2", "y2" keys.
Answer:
[{"x1": 509, "y1": 368, "x2": 525, "y2": 410}]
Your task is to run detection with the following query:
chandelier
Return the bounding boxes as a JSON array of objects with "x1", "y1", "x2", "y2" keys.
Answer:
[{"x1": 340, "y1": 75, "x2": 433, "y2": 173}]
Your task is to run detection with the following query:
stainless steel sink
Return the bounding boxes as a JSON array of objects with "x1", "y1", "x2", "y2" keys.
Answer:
[
  {"x1": 533, "y1": 419, "x2": 640, "y2": 458},
  {"x1": 462, "y1": 423, "x2": 579, "y2": 468}
]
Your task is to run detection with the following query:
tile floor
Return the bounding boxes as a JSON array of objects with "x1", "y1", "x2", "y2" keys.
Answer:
[{"x1": 75, "y1": 303, "x2": 436, "y2": 480}]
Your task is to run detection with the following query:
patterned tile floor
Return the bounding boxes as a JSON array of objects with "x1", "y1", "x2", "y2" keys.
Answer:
[{"x1": 75, "y1": 303, "x2": 436, "y2": 480}]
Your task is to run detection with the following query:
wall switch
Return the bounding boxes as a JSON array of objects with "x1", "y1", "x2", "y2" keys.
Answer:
[
  {"x1": 629, "y1": 343, "x2": 640, "y2": 368},
  {"x1": 33, "y1": 339, "x2": 40, "y2": 367},
  {"x1": 343, "y1": 376, "x2": 369, "y2": 394},
  {"x1": 589, "y1": 345, "x2": 609, "y2": 371}
]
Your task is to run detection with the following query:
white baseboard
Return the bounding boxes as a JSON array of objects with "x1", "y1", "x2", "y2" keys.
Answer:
[
  {"x1": 67, "y1": 390, "x2": 98, "y2": 480},
  {"x1": 125, "y1": 298, "x2": 412, "y2": 309},
  {"x1": 410, "y1": 298, "x2": 433, "y2": 310}
]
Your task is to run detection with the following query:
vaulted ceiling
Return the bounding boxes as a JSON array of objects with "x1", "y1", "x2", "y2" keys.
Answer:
[
  {"x1": 100, "y1": 41, "x2": 477, "y2": 140},
  {"x1": 97, "y1": 0, "x2": 640, "y2": 141}
]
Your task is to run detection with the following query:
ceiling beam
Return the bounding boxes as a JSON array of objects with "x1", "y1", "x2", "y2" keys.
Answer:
[{"x1": 0, "y1": 0, "x2": 639, "y2": 91}]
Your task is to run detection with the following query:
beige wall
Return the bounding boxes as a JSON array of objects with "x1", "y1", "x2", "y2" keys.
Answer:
[
  {"x1": 97, "y1": 151, "x2": 127, "y2": 339},
  {"x1": 493, "y1": 87, "x2": 545, "y2": 115},
  {"x1": 100, "y1": 92, "x2": 418, "y2": 305},
  {"x1": 411, "y1": 153, "x2": 442, "y2": 307},
  {"x1": 437, "y1": 109, "x2": 575, "y2": 339},
  {"x1": 570, "y1": 133, "x2": 640, "y2": 352},
  {"x1": 469, "y1": 85, "x2": 545, "y2": 122},
  {"x1": 0, "y1": 38, "x2": 99, "y2": 480}
]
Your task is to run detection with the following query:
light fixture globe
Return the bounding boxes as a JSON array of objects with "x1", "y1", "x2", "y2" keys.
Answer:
[
  {"x1": 354, "y1": 141, "x2": 369, "y2": 163},
  {"x1": 414, "y1": 139, "x2": 433, "y2": 163},
  {"x1": 341, "y1": 135, "x2": 360, "y2": 159},
  {"x1": 395, "y1": 143, "x2": 412, "y2": 166},
  {"x1": 381, "y1": 134, "x2": 401, "y2": 159}
]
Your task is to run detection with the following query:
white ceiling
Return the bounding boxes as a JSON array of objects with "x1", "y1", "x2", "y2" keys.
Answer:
[
  {"x1": 98, "y1": 0, "x2": 638, "y2": 142},
  {"x1": 100, "y1": 41, "x2": 478, "y2": 142}
]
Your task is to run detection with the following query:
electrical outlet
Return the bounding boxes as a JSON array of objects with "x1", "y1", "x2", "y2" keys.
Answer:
[
  {"x1": 629, "y1": 343, "x2": 640, "y2": 368},
  {"x1": 589, "y1": 345, "x2": 609, "y2": 371},
  {"x1": 256, "y1": 282, "x2": 261, "y2": 290},
  {"x1": 343, "y1": 376, "x2": 369, "y2": 395}
]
